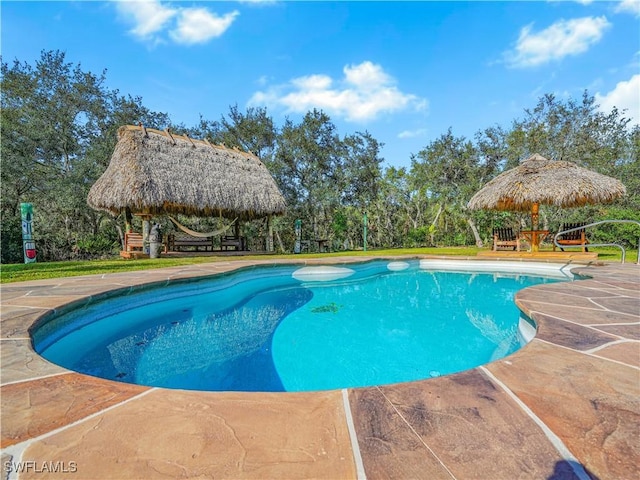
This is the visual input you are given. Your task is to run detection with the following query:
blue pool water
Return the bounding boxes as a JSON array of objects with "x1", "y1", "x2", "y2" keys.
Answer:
[{"x1": 33, "y1": 260, "x2": 568, "y2": 392}]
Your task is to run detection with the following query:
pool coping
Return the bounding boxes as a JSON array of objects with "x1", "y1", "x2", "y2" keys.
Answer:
[{"x1": 1, "y1": 255, "x2": 638, "y2": 479}]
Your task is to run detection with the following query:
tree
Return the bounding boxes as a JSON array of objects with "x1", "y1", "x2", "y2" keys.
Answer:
[
  {"x1": 507, "y1": 92, "x2": 631, "y2": 171},
  {"x1": 1, "y1": 50, "x2": 170, "y2": 262},
  {"x1": 334, "y1": 131, "x2": 384, "y2": 248},
  {"x1": 371, "y1": 167, "x2": 415, "y2": 247},
  {"x1": 410, "y1": 129, "x2": 483, "y2": 246},
  {"x1": 498, "y1": 92, "x2": 637, "y2": 236},
  {"x1": 274, "y1": 110, "x2": 343, "y2": 243}
]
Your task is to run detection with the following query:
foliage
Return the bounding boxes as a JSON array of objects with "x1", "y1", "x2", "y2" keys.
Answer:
[
  {"x1": 406, "y1": 226, "x2": 430, "y2": 247},
  {"x1": 1, "y1": 50, "x2": 169, "y2": 262},
  {"x1": 0, "y1": 214, "x2": 23, "y2": 263},
  {"x1": 1, "y1": 51, "x2": 638, "y2": 264},
  {"x1": 74, "y1": 233, "x2": 120, "y2": 258}
]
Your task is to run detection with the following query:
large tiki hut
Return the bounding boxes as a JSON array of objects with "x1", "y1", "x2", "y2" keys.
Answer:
[{"x1": 88, "y1": 125, "x2": 287, "y2": 252}]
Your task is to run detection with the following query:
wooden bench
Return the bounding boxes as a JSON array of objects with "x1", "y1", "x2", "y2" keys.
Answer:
[
  {"x1": 221, "y1": 235, "x2": 245, "y2": 251},
  {"x1": 125, "y1": 232, "x2": 144, "y2": 251},
  {"x1": 492, "y1": 227, "x2": 521, "y2": 251},
  {"x1": 554, "y1": 222, "x2": 589, "y2": 252},
  {"x1": 167, "y1": 233, "x2": 213, "y2": 252},
  {"x1": 121, "y1": 232, "x2": 148, "y2": 259}
]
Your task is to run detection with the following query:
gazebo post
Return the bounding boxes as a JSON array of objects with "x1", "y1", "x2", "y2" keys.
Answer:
[
  {"x1": 266, "y1": 215, "x2": 274, "y2": 252},
  {"x1": 531, "y1": 202, "x2": 540, "y2": 252},
  {"x1": 140, "y1": 213, "x2": 152, "y2": 255},
  {"x1": 531, "y1": 203, "x2": 539, "y2": 231},
  {"x1": 124, "y1": 207, "x2": 133, "y2": 233}
]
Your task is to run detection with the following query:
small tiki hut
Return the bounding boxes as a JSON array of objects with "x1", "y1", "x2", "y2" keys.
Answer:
[
  {"x1": 467, "y1": 153, "x2": 626, "y2": 251},
  {"x1": 87, "y1": 125, "x2": 286, "y2": 253}
]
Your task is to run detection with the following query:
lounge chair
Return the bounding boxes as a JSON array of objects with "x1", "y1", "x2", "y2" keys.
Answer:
[
  {"x1": 492, "y1": 227, "x2": 521, "y2": 251},
  {"x1": 554, "y1": 222, "x2": 589, "y2": 252}
]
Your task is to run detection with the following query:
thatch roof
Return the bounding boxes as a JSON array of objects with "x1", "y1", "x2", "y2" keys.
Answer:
[
  {"x1": 87, "y1": 125, "x2": 286, "y2": 220},
  {"x1": 467, "y1": 154, "x2": 626, "y2": 212}
]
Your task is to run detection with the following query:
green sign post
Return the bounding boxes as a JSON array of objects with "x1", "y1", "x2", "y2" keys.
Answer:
[{"x1": 20, "y1": 203, "x2": 37, "y2": 263}]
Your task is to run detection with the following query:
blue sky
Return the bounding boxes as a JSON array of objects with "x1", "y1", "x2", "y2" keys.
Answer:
[{"x1": 2, "y1": 1, "x2": 639, "y2": 169}]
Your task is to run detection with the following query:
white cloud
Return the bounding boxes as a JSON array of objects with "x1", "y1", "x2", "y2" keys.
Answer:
[
  {"x1": 291, "y1": 74, "x2": 333, "y2": 91},
  {"x1": 615, "y1": 0, "x2": 640, "y2": 16},
  {"x1": 595, "y1": 74, "x2": 640, "y2": 125},
  {"x1": 249, "y1": 61, "x2": 427, "y2": 122},
  {"x1": 547, "y1": 0, "x2": 594, "y2": 4},
  {"x1": 237, "y1": 0, "x2": 278, "y2": 4},
  {"x1": 256, "y1": 75, "x2": 270, "y2": 86},
  {"x1": 505, "y1": 16, "x2": 611, "y2": 68},
  {"x1": 170, "y1": 8, "x2": 239, "y2": 45},
  {"x1": 115, "y1": 0, "x2": 176, "y2": 40},
  {"x1": 113, "y1": 0, "x2": 237, "y2": 45},
  {"x1": 397, "y1": 128, "x2": 427, "y2": 139}
]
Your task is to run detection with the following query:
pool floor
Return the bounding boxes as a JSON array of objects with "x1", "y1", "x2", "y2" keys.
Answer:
[{"x1": 1, "y1": 255, "x2": 638, "y2": 479}]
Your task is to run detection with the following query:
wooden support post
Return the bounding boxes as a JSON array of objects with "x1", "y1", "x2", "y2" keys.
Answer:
[
  {"x1": 140, "y1": 214, "x2": 152, "y2": 254},
  {"x1": 266, "y1": 215, "x2": 274, "y2": 253},
  {"x1": 531, "y1": 203, "x2": 539, "y2": 231},
  {"x1": 124, "y1": 207, "x2": 133, "y2": 233},
  {"x1": 531, "y1": 203, "x2": 540, "y2": 252}
]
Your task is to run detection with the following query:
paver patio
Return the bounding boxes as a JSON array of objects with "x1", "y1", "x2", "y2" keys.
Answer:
[{"x1": 1, "y1": 255, "x2": 638, "y2": 479}]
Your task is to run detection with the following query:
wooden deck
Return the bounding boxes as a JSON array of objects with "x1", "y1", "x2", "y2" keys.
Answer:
[
  {"x1": 477, "y1": 250, "x2": 598, "y2": 261},
  {"x1": 119, "y1": 251, "x2": 149, "y2": 259}
]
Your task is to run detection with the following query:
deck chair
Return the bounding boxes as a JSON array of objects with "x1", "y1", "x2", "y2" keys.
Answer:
[
  {"x1": 554, "y1": 222, "x2": 589, "y2": 252},
  {"x1": 492, "y1": 227, "x2": 521, "y2": 251}
]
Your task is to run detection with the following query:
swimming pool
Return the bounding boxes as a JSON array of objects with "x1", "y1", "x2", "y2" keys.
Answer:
[{"x1": 32, "y1": 259, "x2": 574, "y2": 392}]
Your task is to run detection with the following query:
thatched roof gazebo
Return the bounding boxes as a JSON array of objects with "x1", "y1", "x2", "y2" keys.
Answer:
[
  {"x1": 467, "y1": 154, "x2": 626, "y2": 213},
  {"x1": 88, "y1": 125, "x2": 286, "y2": 220},
  {"x1": 467, "y1": 153, "x2": 626, "y2": 251},
  {"x1": 88, "y1": 125, "x2": 286, "y2": 253}
]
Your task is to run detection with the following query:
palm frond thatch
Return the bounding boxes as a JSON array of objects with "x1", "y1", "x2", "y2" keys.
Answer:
[
  {"x1": 87, "y1": 125, "x2": 286, "y2": 220},
  {"x1": 467, "y1": 154, "x2": 626, "y2": 212}
]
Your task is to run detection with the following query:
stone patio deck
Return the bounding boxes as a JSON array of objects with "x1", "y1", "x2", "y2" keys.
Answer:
[{"x1": 1, "y1": 256, "x2": 638, "y2": 479}]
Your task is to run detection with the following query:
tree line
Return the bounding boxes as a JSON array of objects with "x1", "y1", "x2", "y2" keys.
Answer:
[{"x1": 2, "y1": 50, "x2": 638, "y2": 263}]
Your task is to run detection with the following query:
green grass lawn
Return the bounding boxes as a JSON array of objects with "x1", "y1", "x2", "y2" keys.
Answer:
[{"x1": 1, "y1": 246, "x2": 635, "y2": 284}]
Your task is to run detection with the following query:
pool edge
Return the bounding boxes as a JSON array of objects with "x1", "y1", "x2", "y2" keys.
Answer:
[{"x1": 1, "y1": 255, "x2": 638, "y2": 479}]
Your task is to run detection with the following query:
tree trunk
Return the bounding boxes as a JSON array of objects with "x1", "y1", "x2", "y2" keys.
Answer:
[
  {"x1": 274, "y1": 229, "x2": 285, "y2": 253},
  {"x1": 431, "y1": 204, "x2": 443, "y2": 244},
  {"x1": 467, "y1": 217, "x2": 484, "y2": 248},
  {"x1": 116, "y1": 224, "x2": 124, "y2": 250}
]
